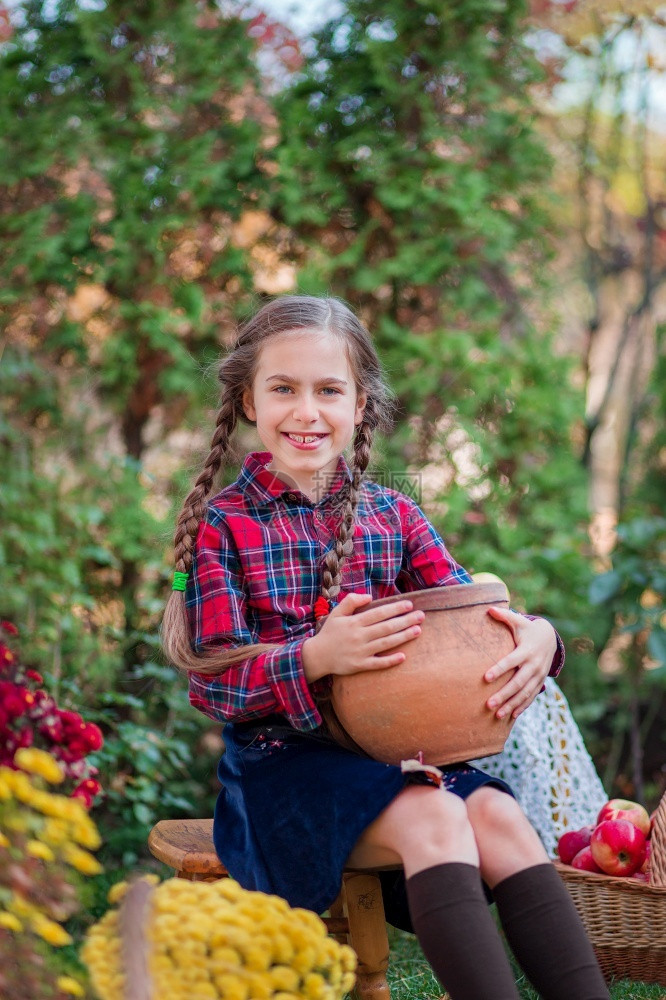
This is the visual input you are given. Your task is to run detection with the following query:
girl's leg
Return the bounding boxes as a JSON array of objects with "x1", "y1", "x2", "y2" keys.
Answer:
[
  {"x1": 349, "y1": 784, "x2": 521, "y2": 1000},
  {"x1": 467, "y1": 786, "x2": 609, "y2": 1000}
]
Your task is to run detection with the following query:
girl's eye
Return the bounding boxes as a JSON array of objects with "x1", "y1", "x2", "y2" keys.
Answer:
[
  {"x1": 273, "y1": 385, "x2": 293, "y2": 394},
  {"x1": 321, "y1": 387, "x2": 341, "y2": 396}
]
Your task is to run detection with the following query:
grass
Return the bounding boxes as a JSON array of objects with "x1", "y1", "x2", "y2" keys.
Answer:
[{"x1": 385, "y1": 926, "x2": 666, "y2": 1000}]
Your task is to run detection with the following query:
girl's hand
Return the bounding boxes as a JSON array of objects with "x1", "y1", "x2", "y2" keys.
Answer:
[
  {"x1": 302, "y1": 592, "x2": 425, "y2": 683},
  {"x1": 483, "y1": 608, "x2": 557, "y2": 720}
]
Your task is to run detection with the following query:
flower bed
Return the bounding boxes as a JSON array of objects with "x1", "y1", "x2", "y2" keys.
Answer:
[{"x1": 0, "y1": 621, "x2": 104, "y2": 999}]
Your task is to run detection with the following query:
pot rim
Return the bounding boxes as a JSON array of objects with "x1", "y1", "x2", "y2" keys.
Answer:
[{"x1": 355, "y1": 581, "x2": 509, "y2": 613}]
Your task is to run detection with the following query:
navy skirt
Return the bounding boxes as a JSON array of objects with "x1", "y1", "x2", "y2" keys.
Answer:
[{"x1": 213, "y1": 715, "x2": 512, "y2": 930}]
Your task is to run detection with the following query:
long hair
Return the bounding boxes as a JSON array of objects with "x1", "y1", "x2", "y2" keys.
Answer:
[{"x1": 161, "y1": 295, "x2": 394, "y2": 677}]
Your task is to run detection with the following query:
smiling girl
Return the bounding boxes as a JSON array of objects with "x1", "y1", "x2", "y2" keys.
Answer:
[{"x1": 162, "y1": 295, "x2": 608, "y2": 1000}]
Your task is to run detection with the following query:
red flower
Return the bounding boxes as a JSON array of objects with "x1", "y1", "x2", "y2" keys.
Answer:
[
  {"x1": 72, "y1": 778, "x2": 102, "y2": 809},
  {"x1": 58, "y1": 709, "x2": 84, "y2": 731},
  {"x1": 81, "y1": 723, "x2": 103, "y2": 751},
  {"x1": 0, "y1": 644, "x2": 14, "y2": 667},
  {"x1": 30, "y1": 690, "x2": 57, "y2": 720},
  {"x1": 16, "y1": 727, "x2": 33, "y2": 749},
  {"x1": 2, "y1": 685, "x2": 32, "y2": 718},
  {"x1": 0, "y1": 620, "x2": 104, "y2": 800}
]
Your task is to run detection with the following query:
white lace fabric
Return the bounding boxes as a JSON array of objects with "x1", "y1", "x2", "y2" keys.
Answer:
[{"x1": 472, "y1": 678, "x2": 607, "y2": 858}]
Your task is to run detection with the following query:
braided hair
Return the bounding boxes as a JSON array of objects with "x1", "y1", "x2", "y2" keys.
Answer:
[{"x1": 162, "y1": 296, "x2": 394, "y2": 676}]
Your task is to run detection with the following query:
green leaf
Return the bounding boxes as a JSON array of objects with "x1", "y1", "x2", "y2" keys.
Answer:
[
  {"x1": 589, "y1": 572, "x2": 623, "y2": 606},
  {"x1": 647, "y1": 628, "x2": 666, "y2": 666}
]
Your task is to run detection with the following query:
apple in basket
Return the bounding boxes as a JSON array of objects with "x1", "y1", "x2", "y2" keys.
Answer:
[
  {"x1": 590, "y1": 819, "x2": 647, "y2": 876},
  {"x1": 557, "y1": 826, "x2": 594, "y2": 865},
  {"x1": 596, "y1": 798, "x2": 651, "y2": 837},
  {"x1": 570, "y1": 846, "x2": 602, "y2": 873}
]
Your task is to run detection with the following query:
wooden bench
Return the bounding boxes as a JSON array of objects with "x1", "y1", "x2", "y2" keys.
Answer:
[{"x1": 149, "y1": 818, "x2": 395, "y2": 1000}]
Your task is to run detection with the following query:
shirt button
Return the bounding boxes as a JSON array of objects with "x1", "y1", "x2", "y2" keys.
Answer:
[
  {"x1": 285, "y1": 493, "x2": 297, "y2": 502},
  {"x1": 314, "y1": 511, "x2": 322, "y2": 521}
]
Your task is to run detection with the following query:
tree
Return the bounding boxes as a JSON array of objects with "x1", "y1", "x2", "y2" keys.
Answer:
[
  {"x1": 275, "y1": 0, "x2": 595, "y2": 650},
  {"x1": 0, "y1": 0, "x2": 276, "y2": 854}
]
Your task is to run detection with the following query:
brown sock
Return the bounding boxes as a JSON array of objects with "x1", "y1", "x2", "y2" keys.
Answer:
[
  {"x1": 493, "y1": 863, "x2": 609, "y2": 1000},
  {"x1": 406, "y1": 862, "x2": 520, "y2": 1000}
]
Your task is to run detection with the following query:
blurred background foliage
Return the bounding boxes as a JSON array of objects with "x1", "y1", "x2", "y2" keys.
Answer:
[{"x1": 1, "y1": 0, "x2": 665, "y2": 876}]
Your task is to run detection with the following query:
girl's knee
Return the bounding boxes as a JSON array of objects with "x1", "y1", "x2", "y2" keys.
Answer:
[
  {"x1": 468, "y1": 787, "x2": 547, "y2": 857},
  {"x1": 380, "y1": 786, "x2": 478, "y2": 871}
]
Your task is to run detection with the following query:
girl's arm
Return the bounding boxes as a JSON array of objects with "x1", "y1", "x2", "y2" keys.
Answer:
[{"x1": 187, "y1": 519, "x2": 320, "y2": 731}]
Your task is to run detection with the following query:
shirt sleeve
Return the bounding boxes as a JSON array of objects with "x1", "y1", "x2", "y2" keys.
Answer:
[
  {"x1": 396, "y1": 500, "x2": 473, "y2": 591},
  {"x1": 186, "y1": 517, "x2": 321, "y2": 731},
  {"x1": 397, "y1": 499, "x2": 564, "y2": 678}
]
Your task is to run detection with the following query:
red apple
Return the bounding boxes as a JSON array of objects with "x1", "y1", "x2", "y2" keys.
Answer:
[
  {"x1": 596, "y1": 798, "x2": 651, "y2": 837},
  {"x1": 640, "y1": 842, "x2": 651, "y2": 873},
  {"x1": 590, "y1": 819, "x2": 647, "y2": 876},
  {"x1": 557, "y1": 826, "x2": 594, "y2": 865},
  {"x1": 631, "y1": 871, "x2": 650, "y2": 882},
  {"x1": 570, "y1": 846, "x2": 603, "y2": 873}
]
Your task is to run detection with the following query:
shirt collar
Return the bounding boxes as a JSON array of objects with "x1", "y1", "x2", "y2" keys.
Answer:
[{"x1": 239, "y1": 451, "x2": 352, "y2": 504}]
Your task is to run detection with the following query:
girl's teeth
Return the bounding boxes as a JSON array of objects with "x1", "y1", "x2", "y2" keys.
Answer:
[{"x1": 290, "y1": 434, "x2": 320, "y2": 443}]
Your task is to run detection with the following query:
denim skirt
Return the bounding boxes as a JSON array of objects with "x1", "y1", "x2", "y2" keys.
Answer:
[{"x1": 213, "y1": 715, "x2": 512, "y2": 929}]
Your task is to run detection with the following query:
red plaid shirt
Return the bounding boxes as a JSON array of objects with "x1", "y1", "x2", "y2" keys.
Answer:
[{"x1": 186, "y1": 451, "x2": 563, "y2": 730}]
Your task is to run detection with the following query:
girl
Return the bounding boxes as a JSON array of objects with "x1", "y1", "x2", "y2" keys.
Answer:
[{"x1": 162, "y1": 296, "x2": 608, "y2": 1000}]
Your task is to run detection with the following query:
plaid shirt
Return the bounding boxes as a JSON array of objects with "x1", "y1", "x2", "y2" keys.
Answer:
[{"x1": 187, "y1": 451, "x2": 563, "y2": 730}]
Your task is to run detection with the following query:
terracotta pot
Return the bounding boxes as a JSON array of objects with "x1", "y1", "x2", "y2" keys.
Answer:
[{"x1": 330, "y1": 582, "x2": 517, "y2": 765}]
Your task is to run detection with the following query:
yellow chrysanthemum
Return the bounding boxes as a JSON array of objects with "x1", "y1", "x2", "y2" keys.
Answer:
[
  {"x1": 0, "y1": 911, "x2": 23, "y2": 933},
  {"x1": 62, "y1": 843, "x2": 104, "y2": 875},
  {"x1": 56, "y1": 975, "x2": 86, "y2": 996},
  {"x1": 107, "y1": 881, "x2": 129, "y2": 905},
  {"x1": 71, "y1": 816, "x2": 103, "y2": 850},
  {"x1": 84, "y1": 877, "x2": 356, "y2": 1000},
  {"x1": 15, "y1": 747, "x2": 65, "y2": 784},
  {"x1": 26, "y1": 839, "x2": 55, "y2": 862},
  {"x1": 32, "y1": 916, "x2": 73, "y2": 946}
]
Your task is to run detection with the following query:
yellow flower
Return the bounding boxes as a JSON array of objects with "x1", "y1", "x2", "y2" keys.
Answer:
[
  {"x1": 62, "y1": 843, "x2": 104, "y2": 876},
  {"x1": 340, "y1": 945, "x2": 357, "y2": 972},
  {"x1": 41, "y1": 817, "x2": 69, "y2": 845},
  {"x1": 26, "y1": 839, "x2": 55, "y2": 862},
  {"x1": 304, "y1": 971, "x2": 328, "y2": 999},
  {"x1": 15, "y1": 747, "x2": 65, "y2": 784},
  {"x1": 56, "y1": 976, "x2": 85, "y2": 996},
  {"x1": 3, "y1": 768, "x2": 33, "y2": 800},
  {"x1": 84, "y1": 876, "x2": 356, "y2": 1000},
  {"x1": 0, "y1": 911, "x2": 23, "y2": 933},
  {"x1": 269, "y1": 965, "x2": 300, "y2": 991},
  {"x1": 0, "y1": 831, "x2": 10, "y2": 848},
  {"x1": 32, "y1": 916, "x2": 73, "y2": 946},
  {"x1": 71, "y1": 815, "x2": 102, "y2": 850},
  {"x1": 107, "y1": 880, "x2": 129, "y2": 904}
]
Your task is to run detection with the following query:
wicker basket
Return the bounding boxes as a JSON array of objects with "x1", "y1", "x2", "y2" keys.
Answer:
[{"x1": 554, "y1": 788, "x2": 666, "y2": 984}]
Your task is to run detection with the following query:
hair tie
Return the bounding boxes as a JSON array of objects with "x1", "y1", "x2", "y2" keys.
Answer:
[
  {"x1": 172, "y1": 571, "x2": 189, "y2": 592},
  {"x1": 314, "y1": 596, "x2": 331, "y2": 620}
]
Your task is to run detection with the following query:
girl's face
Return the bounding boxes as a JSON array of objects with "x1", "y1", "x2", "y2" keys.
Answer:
[{"x1": 242, "y1": 330, "x2": 367, "y2": 499}]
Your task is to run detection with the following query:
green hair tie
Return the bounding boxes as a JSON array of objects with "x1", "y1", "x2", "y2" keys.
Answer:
[{"x1": 172, "y1": 571, "x2": 189, "y2": 592}]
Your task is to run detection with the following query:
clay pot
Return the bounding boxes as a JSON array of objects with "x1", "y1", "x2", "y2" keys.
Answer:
[{"x1": 330, "y1": 582, "x2": 516, "y2": 765}]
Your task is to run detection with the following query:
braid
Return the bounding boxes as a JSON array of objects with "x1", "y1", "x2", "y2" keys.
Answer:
[
  {"x1": 173, "y1": 398, "x2": 237, "y2": 575},
  {"x1": 163, "y1": 395, "x2": 284, "y2": 674},
  {"x1": 320, "y1": 416, "x2": 375, "y2": 608}
]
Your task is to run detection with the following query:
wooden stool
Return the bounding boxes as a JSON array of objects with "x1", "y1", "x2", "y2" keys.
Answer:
[{"x1": 148, "y1": 818, "x2": 394, "y2": 1000}]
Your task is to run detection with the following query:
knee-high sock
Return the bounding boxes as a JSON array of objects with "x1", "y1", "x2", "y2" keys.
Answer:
[
  {"x1": 493, "y1": 863, "x2": 609, "y2": 1000},
  {"x1": 406, "y1": 862, "x2": 519, "y2": 1000}
]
